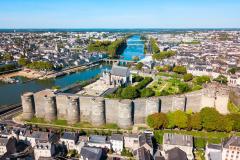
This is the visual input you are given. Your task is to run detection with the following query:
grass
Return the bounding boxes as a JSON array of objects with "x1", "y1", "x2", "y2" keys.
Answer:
[
  {"x1": 194, "y1": 150, "x2": 205, "y2": 160},
  {"x1": 26, "y1": 117, "x2": 121, "y2": 130},
  {"x1": 228, "y1": 101, "x2": 240, "y2": 113}
]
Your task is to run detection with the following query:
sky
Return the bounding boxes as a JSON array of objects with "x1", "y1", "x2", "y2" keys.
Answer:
[{"x1": 0, "y1": 0, "x2": 240, "y2": 28}]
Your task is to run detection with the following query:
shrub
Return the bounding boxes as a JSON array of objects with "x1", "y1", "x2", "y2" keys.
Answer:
[
  {"x1": 147, "y1": 113, "x2": 168, "y2": 129},
  {"x1": 141, "y1": 88, "x2": 155, "y2": 97},
  {"x1": 120, "y1": 86, "x2": 139, "y2": 99},
  {"x1": 183, "y1": 73, "x2": 193, "y2": 82},
  {"x1": 173, "y1": 66, "x2": 187, "y2": 74}
]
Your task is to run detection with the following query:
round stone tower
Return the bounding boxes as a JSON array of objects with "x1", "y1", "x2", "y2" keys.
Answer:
[
  {"x1": 145, "y1": 97, "x2": 160, "y2": 116},
  {"x1": 44, "y1": 95, "x2": 57, "y2": 121},
  {"x1": 21, "y1": 92, "x2": 35, "y2": 120},
  {"x1": 117, "y1": 99, "x2": 133, "y2": 129},
  {"x1": 91, "y1": 97, "x2": 105, "y2": 126},
  {"x1": 67, "y1": 96, "x2": 80, "y2": 124}
]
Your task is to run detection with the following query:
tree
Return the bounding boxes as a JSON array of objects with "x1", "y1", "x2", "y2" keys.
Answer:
[
  {"x1": 213, "y1": 75, "x2": 228, "y2": 84},
  {"x1": 183, "y1": 73, "x2": 193, "y2": 82},
  {"x1": 141, "y1": 88, "x2": 155, "y2": 97},
  {"x1": 217, "y1": 115, "x2": 233, "y2": 132},
  {"x1": 135, "y1": 62, "x2": 143, "y2": 70},
  {"x1": 147, "y1": 113, "x2": 168, "y2": 129},
  {"x1": 200, "y1": 107, "x2": 220, "y2": 131},
  {"x1": 178, "y1": 83, "x2": 190, "y2": 93},
  {"x1": 18, "y1": 57, "x2": 30, "y2": 66},
  {"x1": 189, "y1": 113, "x2": 202, "y2": 130},
  {"x1": 227, "y1": 113, "x2": 240, "y2": 132},
  {"x1": 3, "y1": 53, "x2": 13, "y2": 61},
  {"x1": 167, "y1": 110, "x2": 188, "y2": 129},
  {"x1": 194, "y1": 76, "x2": 211, "y2": 85},
  {"x1": 121, "y1": 86, "x2": 139, "y2": 99},
  {"x1": 132, "y1": 56, "x2": 140, "y2": 62},
  {"x1": 173, "y1": 66, "x2": 187, "y2": 74}
]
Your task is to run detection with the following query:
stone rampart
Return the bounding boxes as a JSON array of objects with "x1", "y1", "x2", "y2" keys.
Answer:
[{"x1": 21, "y1": 83, "x2": 231, "y2": 128}]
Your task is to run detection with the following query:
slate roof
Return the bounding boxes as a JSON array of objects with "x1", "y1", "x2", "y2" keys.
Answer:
[
  {"x1": 61, "y1": 132, "x2": 79, "y2": 142},
  {"x1": 89, "y1": 135, "x2": 108, "y2": 144},
  {"x1": 139, "y1": 133, "x2": 153, "y2": 148},
  {"x1": 166, "y1": 147, "x2": 188, "y2": 160},
  {"x1": 207, "y1": 144, "x2": 222, "y2": 150},
  {"x1": 110, "y1": 134, "x2": 123, "y2": 141},
  {"x1": 163, "y1": 133, "x2": 193, "y2": 147},
  {"x1": 111, "y1": 65, "x2": 130, "y2": 77},
  {"x1": 207, "y1": 152, "x2": 222, "y2": 160},
  {"x1": 223, "y1": 136, "x2": 240, "y2": 148},
  {"x1": 80, "y1": 146, "x2": 102, "y2": 160},
  {"x1": 134, "y1": 146, "x2": 151, "y2": 160}
]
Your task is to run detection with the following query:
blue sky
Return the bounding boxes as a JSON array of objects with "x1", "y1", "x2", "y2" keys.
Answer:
[{"x1": 0, "y1": 0, "x2": 240, "y2": 28}]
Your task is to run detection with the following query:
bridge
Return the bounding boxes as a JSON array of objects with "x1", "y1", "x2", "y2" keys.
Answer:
[{"x1": 102, "y1": 58, "x2": 136, "y2": 65}]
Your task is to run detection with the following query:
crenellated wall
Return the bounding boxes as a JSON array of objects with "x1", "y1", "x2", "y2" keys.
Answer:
[{"x1": 21, "y1": 83, "x2": 231, "y2": 129}]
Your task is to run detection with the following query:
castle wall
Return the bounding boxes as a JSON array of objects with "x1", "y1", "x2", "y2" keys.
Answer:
[
  {"x1": 79, "y1": 96, "x2": 93, "y2": 122},
  {"x1": 91, "y1": 97, "x2": 105, "y2": 126},
  {"x1": 105, "y1": 99, "x2": 119, "y2": 124},
  {"x1": 56, "y1": 94, "x2": 69, "y2": 119},
  {"x1": 117, "y1": 99, "x2": 133, "y2": 129},
  {"x1": 145, "y1": 97, "x2": 160, "y2": 116},
  {"x1": 185, "y1": 91, "x2": 202, "y2": 112},
  {"x1": 172, "y1": 96, "x2": 186, "y2": 111},
  {"x1": 22, "y1": 82, "x2": 232, "y2": 128},
  {"x1": 133, "y1": 99, "x2": 146, "y2": 124},
  {"x1": 160, "y1": 96, "x2": 173, "y2": 113}
]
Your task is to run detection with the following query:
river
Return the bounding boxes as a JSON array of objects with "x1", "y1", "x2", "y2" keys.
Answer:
[{"x1": 0, "y1": 35, "x2": 145, "y2": 106}]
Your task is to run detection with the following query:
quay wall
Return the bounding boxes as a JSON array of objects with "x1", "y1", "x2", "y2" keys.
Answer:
[{"x1": 22, "y1": 83, "x2": 231, "y2": 129}]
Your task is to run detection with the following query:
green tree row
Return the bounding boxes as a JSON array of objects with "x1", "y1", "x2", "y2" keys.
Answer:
[
  {"x1": 87, "y1": 39, "x2": 127, "y2": 58},
  {"x1": 147, "y1": 107, "x2": 240, "y2": 132}
]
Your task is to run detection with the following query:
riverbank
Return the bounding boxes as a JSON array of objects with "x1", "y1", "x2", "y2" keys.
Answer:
[{"x1": 0, "y1": 69, "x2": 44, "y2": 80}]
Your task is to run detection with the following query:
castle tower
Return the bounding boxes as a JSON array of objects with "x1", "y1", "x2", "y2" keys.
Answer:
[
  {"x1": 67, "y1": 96, "x2": 80, "y2": 124},
  {"x1": 44, "y1": 95, "x2": 57, "y2": 121},
  {"x1": 21, "y1": 92, "x2": 35, "y2": 120},
  {"x1": 118, "y1": 99, "x2": 133, "y2": 129},
  {"x1": 91, "y1": 97, "x2": 105, "y2": 126}
]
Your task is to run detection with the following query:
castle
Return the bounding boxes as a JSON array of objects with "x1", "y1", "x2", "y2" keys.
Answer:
[{"x1": 21, "y1": 83, "x2": 230, "y2": 129}]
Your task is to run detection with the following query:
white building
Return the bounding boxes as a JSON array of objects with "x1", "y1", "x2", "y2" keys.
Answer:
[
  {"x1": 110, "y1": 134, "x2": 124, "y2": 153},
  {"x1": 162, "y1": 133, "x2": 194, "y2": 160},
  {"x1": 0, "y1": 137, "x2": 8, "y2": 156},
  {"x1": 34, "y1": 142, "x2": 54, "y2": 160},
  {"x1": 102, "y1": 65, "x2": 132, "y2": 86},
  {"x1": 222, "y1": 136, "x2": 240, "y2": 160},
  {"x1": 87, "y1": 135, "x2": 111, "y2": 149},
  {"x1": 205, "y1": 143, "x2": 222, "y2": 160},
  {"x1": 60, "y1": 132, "x2": 79, "y2": 150},
  {"x1": 124, "y1": 134, "x2": 140, "y2": 151}
]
